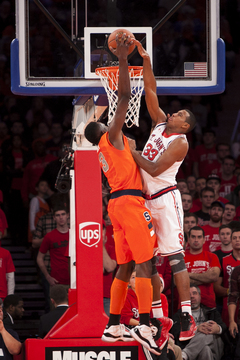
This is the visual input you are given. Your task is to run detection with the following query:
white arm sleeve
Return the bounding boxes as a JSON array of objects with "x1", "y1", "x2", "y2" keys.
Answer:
[
  {"x1": 6, "y1": 272, "x2": 15, "y2": 294},
  {"x1": 29, "y1": 197, "x2": 40, "y2": 231}
]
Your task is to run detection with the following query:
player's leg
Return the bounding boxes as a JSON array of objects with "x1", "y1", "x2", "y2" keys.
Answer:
[
  {"x1": 102, "y1": 260, "x2": 135, "y2": 342},
  {"x1": 146, "y1": 191, "x2": 197, "y2": 341},
  {"x1": 130, "y1": 258, "x2": 161, "y2": 355},
  {"x1": 101, "y1": 206, "x2": 135, "y2": 343},
  {"x1": 169, "y1": 253, "x2": 197, "y2": 341},
  {"x1": 108, "y1": 196, "x2": 161, "y2": 354}
]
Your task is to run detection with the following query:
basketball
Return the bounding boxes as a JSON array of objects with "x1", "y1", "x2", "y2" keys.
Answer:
[{"x1": 108, "y1": 29, "x2": 135, "y2": 55}]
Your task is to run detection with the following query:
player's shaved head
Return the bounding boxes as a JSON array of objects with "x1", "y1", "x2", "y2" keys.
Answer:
[
  {"x1": 84, "y1": 122, "x2": 107, "y2": 145},
  {"x1": 184, "y1": 109, "x2": 196, "y2": 132}
]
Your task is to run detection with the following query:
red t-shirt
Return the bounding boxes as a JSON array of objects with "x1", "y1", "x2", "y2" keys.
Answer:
[
  {"x1": 202, "y1": 224, "x2": 221, "y2": 253},
  {"x1": 193, "y1": 145, "x2": 217, "y2": 178},
  {"x1": 0, "y1": 247, "x2": 15, "y2": 300},
  {"x1": 216, "y1": 196, "x2": 229, "y2": 204},
  {"x1": 40, "y1": 228, "x2": 69, "y2": 285},
  {"x1": 221, "y1": 253, "x2": 240, "y2": 326},
  {"x1": 184, "y1": 249, "x2": 221, "y2": 308},
  {"x1": 192, "y1": 198, "x2": 202, "y2": 213},
  {"x1": 21, "y1": 154, "x2": 57, "y2": 202},
  {"x1": 0, "y1": 209, "x2": 8, "y2": 233},
  {"x1": 219, "y1": 176, "x2": 237, "y2": 198},
  {"x1": 103, "y1": 226, "x2": 116, "y2": 298}
]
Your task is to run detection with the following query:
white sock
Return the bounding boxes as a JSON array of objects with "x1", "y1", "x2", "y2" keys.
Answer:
[
  {"x1": 152, "y1": 300, "x2": 164, "y2": 318},
  {"x1": 181, "y1": 300, "x2": 192, "y2": 315}
]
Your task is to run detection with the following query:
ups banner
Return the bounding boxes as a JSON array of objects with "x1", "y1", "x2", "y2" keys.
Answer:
[{"x1": 45, "y1": 346, "x2": 138, "y2": 360}]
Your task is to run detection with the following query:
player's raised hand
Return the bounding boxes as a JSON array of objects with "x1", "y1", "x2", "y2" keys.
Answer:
[
  {"x1": 109, "y1": 34, "x2": 133, "y2": 60},
  {"x1": 133, "y1": 39, "x2": 150, "y2": 59}
]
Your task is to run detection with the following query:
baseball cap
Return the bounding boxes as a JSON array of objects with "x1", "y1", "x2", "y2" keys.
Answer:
[
  {"x1": 207, "y1": 174, "x2": 221, "y2": 183},
  {"x1": 210, "y1": 200, "x2": 225, "y2": 210}
]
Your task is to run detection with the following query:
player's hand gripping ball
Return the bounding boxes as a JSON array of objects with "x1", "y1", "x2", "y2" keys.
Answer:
[{"x1": 108, "y1": 29, "x2": 135, "y2": 55}]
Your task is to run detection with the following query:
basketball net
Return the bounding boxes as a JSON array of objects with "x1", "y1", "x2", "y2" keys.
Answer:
[{"x1": 95, "y1": 66, "x2": 143, "y2": 128}]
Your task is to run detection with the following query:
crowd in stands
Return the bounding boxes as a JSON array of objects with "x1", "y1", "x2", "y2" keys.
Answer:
[{"x1": 0, "y1": 0, "x2": 240, "y2": 359}]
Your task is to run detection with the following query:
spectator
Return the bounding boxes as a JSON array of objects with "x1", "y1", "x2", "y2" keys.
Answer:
[
  {"x1": 194, "y1": 186, "x2": 215, "y2": 226},
  {"x1": 35, "y1": 121, "x2": 52, "y2": 143},
  {"x1": 0, "y1": 122, "x2": 9, "y2": 147},
  {"x1": 182, "y1": 192, "x2": 199, "y2": 213},
  {"x1": 184, "y1": 226, "x2": 221, "y2": 308},
  {"x1": 177, "y1": 179, "x2": 189, "y2": 194},
  {"x1": 38, "y1": 284, "x2": 68, "y2": 338},
  {"x1": 228, "y1": 263, "x2": 240, "y2": 358},
  {"x1": 222, "y1": 203, "x2": 237, "y2": 225},
  {"x1": 192, "y1": 177, "x2": 206, "y2": 211},
  {"x1": 0, "y1": 244, "x2": 15, "y2": 301},
  {"x1": 25, "y1": 97, "x2": 53, "y2": 129},
  {"x1": 0, "y1": 207, "x2": 8, "y2": 239},
  {"x1": 186, "y1": 175, "x2": 196, "y2": 198},
  {"x1": 3, "y1": 295, "x2": 24, "y2": 330},
  {"x1": 219, "y1": 156, "x2": 238, "y2": 198},
  {"x1": 193, "y1": 129, "x2": 217, "y2": 179},
  {"x1": 28, "y1": 179, "x2": 50, "y2": 243},
  {"x1": 171, "y1": 285, "x2": 226, "y2": 360},
  {"x1": 0, "y1": 304, "x2": 22, "y2": 359},
  {"x1": 103, "y1": 224, "x2": 117, "y2": 317},
  {"x1": 202, "y1": 201, "x2": 224, "y2": 252},
  {"x1": 214, "y1": 225, "x2": 233, "y2": 267},
  {"x1": 45, "y1": 122, "x2": 64, "y2": 157},
  {"x1": 210, "y1": 142, "x2": 231, "y2": 177},
  {"x1": 1, "y1": 121, "x2": 29, "y2": 155},
  {"x1": 37, "y1": 205, "x2": 70, "y2": 289},
  {"x1": 181, "y1": 193, "x2": 193, "y2": 213},
  {"x1": 3, "y1": 134, "x2": 30, "y2": 243},
  {"x1": 225, "y1": 173, "x2": 240, "y2": 208},
  {"x1": 32, "y1": 193, "x2": 69, "y2": 313},
  {"x1": 183, "y1": 213, "x2": 198, "y2": 240},
  {"x1": 206, "y1": 173, "x2": 229, "y2": 204},
  {"x1": 219, "y1": 229, "x2": 240, "y2": 327},
  {"x1": 213, "y1": 225, "x2": 233, "y2": 314},
  {"x1": 21, "y1": 139, "x2": 56, "y2": 206},
  {"x1": 40, "y1": 144, "x2": 69, "y2": 193}
]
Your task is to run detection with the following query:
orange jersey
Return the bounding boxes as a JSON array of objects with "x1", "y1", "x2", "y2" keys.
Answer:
[{"x1": 98, "y1": 133, "x2": 142, "y2": 193}]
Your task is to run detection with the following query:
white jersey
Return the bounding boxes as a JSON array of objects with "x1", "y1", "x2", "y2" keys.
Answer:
[{"x1": 140, "y1": 122, "x2": 186, "y2": 196}]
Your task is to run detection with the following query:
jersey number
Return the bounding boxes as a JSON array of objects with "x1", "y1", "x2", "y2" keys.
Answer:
[
  {"x1": 143, "y1": 144, "x2": 158, "y2": 161},
  {"x1": 99, "y1": 152, "x2": 109, "y2": 173}
]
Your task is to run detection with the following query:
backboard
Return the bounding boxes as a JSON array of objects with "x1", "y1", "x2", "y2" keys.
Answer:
[{"x1": 11, "y1": 0, "x2": 225, "y2": 96}]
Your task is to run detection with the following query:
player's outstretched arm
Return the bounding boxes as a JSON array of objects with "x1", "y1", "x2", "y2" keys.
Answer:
[
  {"x1": 108, "y1": 34, "x2": 131, "y2": 149},
  {"x1": 134, "y1": 39, "x2": 166, "y2": 126},
  {"x1": 131, "y1": 137, "x2": 188, "y2": 177}
]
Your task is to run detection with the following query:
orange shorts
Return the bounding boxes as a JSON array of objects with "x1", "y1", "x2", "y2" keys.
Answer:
[{"x1": 107, "y1": 195, "x2": 156, "y2": 264}]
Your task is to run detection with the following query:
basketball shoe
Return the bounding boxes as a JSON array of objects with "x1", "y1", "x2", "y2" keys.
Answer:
[
  {"x1": 152, "y1": 317, "x2": 174, "y2": 349},
  {"x1": 101, "y1": 324, "x2": 134, "y2": 342},
  {"x1": 130, "y1": 324, "x2": 161, "y2": 355},
  {"x1": 179, "y1": 312, "x2": 197, "y2": 341}
]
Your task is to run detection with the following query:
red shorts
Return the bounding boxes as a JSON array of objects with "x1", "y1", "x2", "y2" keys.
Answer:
[{"x1": 108, "y1": 195, "x2": 156, "y2": 264}]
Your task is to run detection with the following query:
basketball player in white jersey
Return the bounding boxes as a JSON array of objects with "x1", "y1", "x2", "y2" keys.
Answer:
[{"x1": 131, "y1": 39, "x2": 197, "y2": 342}]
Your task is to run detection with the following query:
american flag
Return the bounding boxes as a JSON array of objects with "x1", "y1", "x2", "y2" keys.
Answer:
[{"x1": 184, "y1": 62, "x2": 207, "y2": 77}]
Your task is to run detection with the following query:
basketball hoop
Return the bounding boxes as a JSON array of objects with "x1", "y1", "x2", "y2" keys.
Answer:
[{"x1": 95, "y1": 66, "x2": 143, "y2": 128}]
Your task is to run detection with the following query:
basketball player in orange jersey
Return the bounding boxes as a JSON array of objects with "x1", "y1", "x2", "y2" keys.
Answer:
[
  {"x1": 130, "y1": 39, "x2": 198, "y2": 342},
  {"x1": 84, "y1": 34, "x2": 161, "y2": 355}
]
